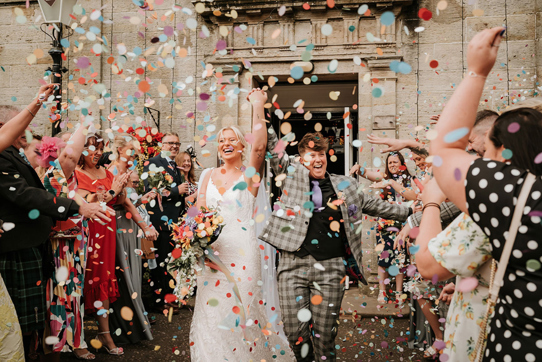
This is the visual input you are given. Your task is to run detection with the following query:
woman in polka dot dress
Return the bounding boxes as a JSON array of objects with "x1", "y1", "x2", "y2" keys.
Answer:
[{"x1": 429, "y1": 27, "x2": 542, "y2": 361}]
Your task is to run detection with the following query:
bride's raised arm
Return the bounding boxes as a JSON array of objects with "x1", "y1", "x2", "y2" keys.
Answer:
[{"x1": 246, "y1": 88, "x2": 268, "y2": 197}]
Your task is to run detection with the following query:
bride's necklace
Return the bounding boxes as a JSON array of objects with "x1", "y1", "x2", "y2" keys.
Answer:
[{"x1": 220, "y1": 166, "x2": 241, "y2": 186}]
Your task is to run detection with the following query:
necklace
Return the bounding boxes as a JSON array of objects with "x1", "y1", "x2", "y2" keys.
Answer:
[{"x1": 220, "y1": 166, "x2": 241, "y2": 186}]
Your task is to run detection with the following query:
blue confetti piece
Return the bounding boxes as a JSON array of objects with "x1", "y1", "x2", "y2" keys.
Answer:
[
  {"x1": 290, "y1": 66, "x2": 304, "y2": 80},
  {"x1": 28, "y1": 209, "x2": 40, "y2": 219},
  {"x1": 398, "y1": 62, "x2": 412, "y2": 74},
  {"x1": 380, "y1": 11, "x2": 395, "y2": 26},
  {"x1": 233, "y1": 181, "x2": 247, "y2": 191},
  {"x1": 444, "y1": 127, "x2": 469, "y2": 143},
  {"x1": 246, "y1": 37, "x2": 256, "y2": 45},
  {"x1": 337, "y1": 180, "x2": 350, "y2": 190},
  {"x1": 409, "y1": 245, "x2": 420, "y2": 254},
  {"x1": 388, "y1": 265, "x2": 399, "y2": 276}
]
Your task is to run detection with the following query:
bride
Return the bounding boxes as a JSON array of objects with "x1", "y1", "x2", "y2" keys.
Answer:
[{"x1": 190, "y1": 89, "x2": 293, "y2": 360}]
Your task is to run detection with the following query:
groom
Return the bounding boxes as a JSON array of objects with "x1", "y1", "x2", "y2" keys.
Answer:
[{"x1": 260, "y1": 125, "x2": 413, "y2": 361}]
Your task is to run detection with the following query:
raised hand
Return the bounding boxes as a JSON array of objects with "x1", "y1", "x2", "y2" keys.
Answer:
[
  {"x1": 144, "y1": 226, "x2": 159, "y2": 241},
  {"x1": 437, "y1": 282, "x2": 455, "y2": 305},
  {"x1": 178, "y1": 182, "x2": 190, "y2": 195},
  {"x1": 247, "y1": 88, "x2": 267, "y2": 105},
  {"x1": 79, "y1": 202, "x2": 115, "y2": 223},
  {"x1": 466, "y1": 26, "x2": 505, "y2": 77},
  {"x1": 429, "y1": 115, "x2": 440, "y2": 124},
  {"x1": 141, "y1": 190, "x2": 157, "y2": 204},
  {"x1": 367, "y1": 134, "x2": 406, "y2": 153},
  {"x1": 36, "y1": 83, "x2": 58, "y2": 104},
  {"x1": 349, "y1": 163, "x2": 361, "y2": 176},
  {"x1": 112, "y1": 171, "x2": 131, "y2": 194}
]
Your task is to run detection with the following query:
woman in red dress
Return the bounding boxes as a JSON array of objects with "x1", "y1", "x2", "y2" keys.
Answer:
[{"x1": 75, "y1": 132, "x2": 131, "y2": 356}]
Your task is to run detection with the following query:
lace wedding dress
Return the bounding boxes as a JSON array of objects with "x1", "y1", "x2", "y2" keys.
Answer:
[{"x1": 190, "y1": 173, "x2": 293, "y2": 361}]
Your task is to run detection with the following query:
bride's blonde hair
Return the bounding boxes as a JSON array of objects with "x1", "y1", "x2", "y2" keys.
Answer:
[{"x1": 217, "y1": 125, "x2": 248, "y2": 162}]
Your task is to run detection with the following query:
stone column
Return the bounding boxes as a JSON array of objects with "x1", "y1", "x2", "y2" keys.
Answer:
[{"x1": 357, "y1": 59, "x2": 398, "y2": 292}]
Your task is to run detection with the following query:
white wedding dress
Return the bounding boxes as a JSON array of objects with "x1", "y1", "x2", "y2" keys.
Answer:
[{"x1": 190, "y1": 173, "x2": 294, "y2": 361}]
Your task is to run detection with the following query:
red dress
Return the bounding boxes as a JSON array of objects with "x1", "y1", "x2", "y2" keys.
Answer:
[{"x1": 75, "y1": 169, "x2": 120, "y2": 313}]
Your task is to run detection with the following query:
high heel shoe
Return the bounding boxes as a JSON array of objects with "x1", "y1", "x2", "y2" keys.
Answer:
[
  {"x1": 73, "y1": 349, "x2": 96, "y2": 360},
  {"x1": 95, "y1": 331, "x2": 124, "y2": 356}
]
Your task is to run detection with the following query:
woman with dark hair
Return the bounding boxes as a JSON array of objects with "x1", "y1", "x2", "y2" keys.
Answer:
[
  {"x1": 174, "y1": 150, "x2": 198, "y2": 212},
  {"x1": 75, "y1": 132, "x2": 131, "y2": 356},
  {"x1": 350, "y1": 152, "x2": 418, "y2": 303},
  {"x1": 427, "y1": 27, "x2": 542, "y2": 361}
]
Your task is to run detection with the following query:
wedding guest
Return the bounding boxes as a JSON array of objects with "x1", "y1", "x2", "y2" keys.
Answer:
[
  {"x1": 0, "y1": 104, "x2": 113, "y2": 360},
  {"x1": 40, "y1": 121, "x2": 95, "y2": 360},
  {"x1": 261, "y1": 124, "x2": 415, "y2": 361},
  {"x1": 143, "y1": 132, "x2": 185, "y2": 314},
  {"x1": 430, "y1": 27, "x2": 542, "y2": 362},
  {"x1": 350, "y1": 152, "x2": 418, "y2": 304},
  {"x1": 108, "y1": 134, "x2": 157, "y2": 344},
  {"x1": 75, "y1": 132, "x2": 130, "y2": 356},
  {"x1": 0, "y1": 93, "x2": 56, "y2": 362},
  {"x1": 24, "y1": 134, "x2": 42, "y2": 169},
  {"x1": 415, "y1": 179, "x2": 492, "y2": 361},
  {"x1": 0, "y1": 84, "x2": 55, "y2": 153},
  {"x1": 174, "y1": 149, "x2": 198, "y2": 212},
  {"x1": 466, "y1": 110, "x2": 499, "y2": 156}
]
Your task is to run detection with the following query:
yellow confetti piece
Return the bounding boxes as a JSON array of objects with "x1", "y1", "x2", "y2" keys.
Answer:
[
  {"x1": 90, "y1": 339, "x2": 102, "y2": 350},
  {"x1": 120, "y1": 306, "x2": 133, "y2": 321},
  {"x1": 154, "y1": 345, "x2": 161, "y2": 351}
]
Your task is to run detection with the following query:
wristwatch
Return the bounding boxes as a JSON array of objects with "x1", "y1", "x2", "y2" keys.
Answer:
[{"x1": 108, "y1": 189, "x2": 116, "y2": 197}]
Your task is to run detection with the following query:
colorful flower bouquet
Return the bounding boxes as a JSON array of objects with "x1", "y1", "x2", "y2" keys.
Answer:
[
  {"x1": 167, "y1": 207, "x2": 225, "y2": 301},
  {"x1": 145, "y1": 168, "x2": 174, "y2": 211}
]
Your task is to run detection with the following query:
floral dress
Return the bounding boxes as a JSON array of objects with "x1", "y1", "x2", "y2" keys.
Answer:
[
  {"x1": 0, "y1": 274, "x2": 24, "y2": 361},
  {"x1": 376, "y1": 175, "x2": 411, "y2": 271},
  {"x1": 42, "y1": 161, "x2": 89, "y2": 352},
  {"x1": 427, "y1": 212, "x2": 493, "y2": 362}
]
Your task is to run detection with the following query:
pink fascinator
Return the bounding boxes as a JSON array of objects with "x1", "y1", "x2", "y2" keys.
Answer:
[{"x1": 36, "y1": 136, "x2": 66, "y2": 168}]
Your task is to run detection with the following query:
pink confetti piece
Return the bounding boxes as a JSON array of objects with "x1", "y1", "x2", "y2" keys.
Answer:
[{"x1": 456, "y1": 277, "x2": 478, "y2": 292}]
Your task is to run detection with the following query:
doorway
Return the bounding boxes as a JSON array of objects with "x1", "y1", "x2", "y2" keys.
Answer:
[{"x1": 261, "y1": 81, "x2": 359, "y2": 202}]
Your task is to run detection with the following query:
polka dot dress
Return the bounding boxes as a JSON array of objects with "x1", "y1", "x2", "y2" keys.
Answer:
[{"x1": 466, "y1": 158, "x2": 542, "y2": 362}]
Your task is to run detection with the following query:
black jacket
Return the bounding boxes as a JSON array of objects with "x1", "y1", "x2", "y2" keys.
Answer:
[
  {"x1": 0, "y1": 146, "x2": 79, "y2": 253},
  {"x1": 143, "y1": 154, "x2": 185, "y2": 232}
]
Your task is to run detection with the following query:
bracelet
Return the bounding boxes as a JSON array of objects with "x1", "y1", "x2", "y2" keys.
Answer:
[
  {"x1": 467, "y1": 70, "x2": 487, "y2": 79},
  {"x1": 422, "y1": 202, "x2": 441, "y2": 212},
  {"x1": 26, "y1": 107, "x2": 36, "y2": 117}
]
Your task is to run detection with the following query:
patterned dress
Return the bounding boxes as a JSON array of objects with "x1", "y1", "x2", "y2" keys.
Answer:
[
  {"x1": 427, "y1": 213, "x2": 492, "y2": 361},
  {"x1": 42, "y1": 161, "x2": 89, "y2": 352},
  {"x1": 376, "y1": 175, "x2": 411, "y2": 271}
]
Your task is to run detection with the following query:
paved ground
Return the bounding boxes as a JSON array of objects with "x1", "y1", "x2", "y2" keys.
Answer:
[{"x1": 61, "y1": 290, "x2": 426, "y2": 362}]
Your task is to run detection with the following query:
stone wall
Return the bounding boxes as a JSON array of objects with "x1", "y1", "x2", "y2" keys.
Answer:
[{"x1": 1, "y1": 0, "x2": 541, "y2": 283}]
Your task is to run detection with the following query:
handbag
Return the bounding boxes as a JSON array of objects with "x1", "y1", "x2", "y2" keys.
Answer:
[
  {"x1": 471, "y1": 172, "x2": 537, "y2": 362},
  {"x1": 141, "y1": 237, "x2": 156, "y2": 260}
]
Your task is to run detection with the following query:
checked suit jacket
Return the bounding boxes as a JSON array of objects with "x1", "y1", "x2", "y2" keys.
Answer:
[{"x1": 259, "y1": 126, "x2": 411, "y2": 284}]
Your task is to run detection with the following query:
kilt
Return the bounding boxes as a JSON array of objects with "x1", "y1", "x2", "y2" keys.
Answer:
[{"x1": 0, "y1": 247, "x2": 46, "y2": 334}]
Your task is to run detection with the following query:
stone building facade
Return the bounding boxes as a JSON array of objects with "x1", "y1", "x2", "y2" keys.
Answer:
[{"x1": 0, "y1": 0, "x2": 541, "y2": 283}]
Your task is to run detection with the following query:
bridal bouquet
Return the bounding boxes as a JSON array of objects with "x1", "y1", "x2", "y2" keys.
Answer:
[
  {"x1": 167, "y1": 207, "x2": 225, "y2": 301},
  {"x1": 145, "y1": 168, "x2": 174, "y2": 211}
]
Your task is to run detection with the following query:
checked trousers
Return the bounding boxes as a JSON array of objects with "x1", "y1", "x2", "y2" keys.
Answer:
[{"x1": 277, "y1": 252, "x2": 345, "y2": 362}]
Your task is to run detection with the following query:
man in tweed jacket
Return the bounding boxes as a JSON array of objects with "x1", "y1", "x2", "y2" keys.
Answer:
[{"x1": 259, "y1": 125, "x2": 412, "y2": 361}]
